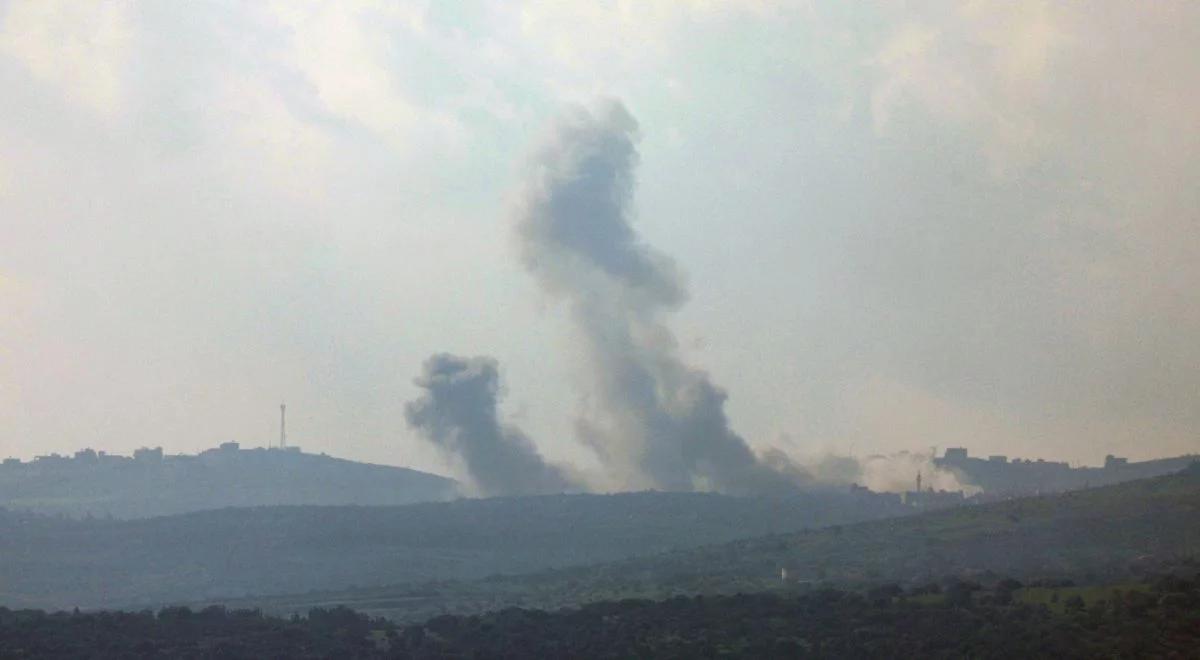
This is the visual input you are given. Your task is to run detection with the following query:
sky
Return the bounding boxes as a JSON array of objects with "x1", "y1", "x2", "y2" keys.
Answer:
[{"x1": 1, "y1": 0, "x2": 1198, "y2": 478}]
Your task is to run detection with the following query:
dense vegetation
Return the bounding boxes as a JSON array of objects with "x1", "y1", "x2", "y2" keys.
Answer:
[
  {"x1": 396, "y1": 571, "x2": 1200, "y2": 658},
  {"x1": 234, "y1": 464, "x2": 1200, "y2": 622},
  {"x1": 0, "y1": 489, "x2": 908, "y2": 610},
  {"x1": 0, "y1": 605, "x2": 393, "y2": 659},
  {"x1": 4, "y1": 570, "x2": 1197, "y2": 658}
]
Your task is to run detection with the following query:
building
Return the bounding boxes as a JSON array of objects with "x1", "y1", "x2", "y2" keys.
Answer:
[
  {"x1": 934, "y1": 447, "x2": 1196, "y2": 495},
  {"x1": 943, "y1": 447, "x2": 969, "y2": 463},
  {"x1": 133, "y1": 446, "x2": 163, "y2": 462},
  {"x1": 1105, "y1": 454, "x2": 1129, "y2": 469}
]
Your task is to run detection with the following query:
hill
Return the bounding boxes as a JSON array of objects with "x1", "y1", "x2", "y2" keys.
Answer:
[
  {"x1": 0, "y1": 488, "x2": 910, "y2": 611},
  {"x1": 237, "y1": 463, "x2": 1200, "y2": 622},
  {"x1": 0, "y1": 445, "x2": 456, "y2": 518}
]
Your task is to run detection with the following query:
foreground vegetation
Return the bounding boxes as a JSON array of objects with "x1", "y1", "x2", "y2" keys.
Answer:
[
  {"x1": 3, "y1": 570, "x2": 1197, "y2": 658},
  {"x1": 399, "y1": 572, "x2": 1200, "y2": 658},
  {"x1": 0, "y1": 605, "x2": 391, "y2": 659}
]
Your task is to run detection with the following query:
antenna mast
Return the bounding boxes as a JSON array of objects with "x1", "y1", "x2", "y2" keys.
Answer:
[{"x1": 280, "y1": 403, "x2": 287, "y2": 449}]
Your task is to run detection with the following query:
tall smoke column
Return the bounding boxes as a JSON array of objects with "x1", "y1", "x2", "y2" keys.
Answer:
[
  {"x1": 513, "y1": 101, "x2": 805, "y2": 494},
  {"x1": 405, "y1": 353, "x2": 577, "y2": 497}
]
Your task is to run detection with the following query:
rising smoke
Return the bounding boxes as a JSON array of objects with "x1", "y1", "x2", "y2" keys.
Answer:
[
  {"x1": 409, "y1": 101, "x2": 920, "y2": 496},
  {"x1": 509, "y1": 101, "x2": 805, "y2": 495},
  {"x1": 404, "y1": 353, "x2": 578, "y2": 496}
]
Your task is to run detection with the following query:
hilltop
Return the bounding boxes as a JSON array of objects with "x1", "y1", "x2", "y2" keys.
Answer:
[
  {"x1": 238, "y1": 463, "x2": 1200, "y2": 622},
  {"x1": 0, "y1": 443, "x2": 456, "y2": 518},
  {"x1": 934, "y1": 446, "x2": 1199, "y2": 495}
]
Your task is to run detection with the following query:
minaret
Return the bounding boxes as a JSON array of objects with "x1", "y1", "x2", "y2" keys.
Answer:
[{"x1": 280, "y1": 403, "x2": 287, "y2": 449}]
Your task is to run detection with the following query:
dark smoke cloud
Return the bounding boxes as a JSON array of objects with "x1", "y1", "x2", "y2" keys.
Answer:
[
  {"x1": 404, "y1": 353, "x2": 577, "y2": 497},
  {"x1": 512, "y1": 101, "x2": 806, "y2": 494}
]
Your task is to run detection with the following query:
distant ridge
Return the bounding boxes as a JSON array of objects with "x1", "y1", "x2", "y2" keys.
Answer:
[{"x1": 0, "y1": 444, "x2": 457, "y2": 518}]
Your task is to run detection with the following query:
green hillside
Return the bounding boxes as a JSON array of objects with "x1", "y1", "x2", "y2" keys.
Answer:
[
  {"x1": 238, "y1": 464, "x2": 1200, "y2": 622},
  {"x1": 0, "y1": 489, "x2": 907, "y2": 611}
]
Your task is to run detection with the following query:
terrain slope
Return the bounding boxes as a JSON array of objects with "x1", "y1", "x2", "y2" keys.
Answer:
[
  {"x1": 0, "y1": 489, "x2": 908, "y2": 610},
  {"x1": 235, "y1": 463, "x2": 1200, "y2": 621}
]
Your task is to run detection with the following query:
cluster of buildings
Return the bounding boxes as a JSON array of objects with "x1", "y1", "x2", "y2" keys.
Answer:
[
  {"x1": 890, "y1": 447, "x2": 1199, "y2": 511},
  {"x1": 1, "y1": 446, "x2": 164, "y2": 469},
  {"x1": 932, "y1": 446, "x2": 1195, "y2": 495},
  {"x1": 3, "y1": 404, "x2": 301, "y2": 471},
  {"x1": 0, "y1": 441, "x2": 301, "y2": 472}
]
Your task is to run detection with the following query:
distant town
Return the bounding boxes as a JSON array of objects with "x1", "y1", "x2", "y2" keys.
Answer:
[
  {"x1": 1, "y1": 439, "x2": 304, "y2": 469},
  {"x1": 893, "y1": 447, "x2": 1199, "y2": 510}
]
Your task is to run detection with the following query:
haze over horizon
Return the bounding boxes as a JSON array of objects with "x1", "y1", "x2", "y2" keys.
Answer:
[{"x1": 2, "y1": 2, "x2": 1199, "y2": 478}]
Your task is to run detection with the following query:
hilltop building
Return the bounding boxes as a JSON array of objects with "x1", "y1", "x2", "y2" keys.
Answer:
[
  {"x1": 0, "y1": 441, "x2": 457, "y2": 518},
  {"x1": 133, "y1": 447, "x2": 163, "y2": 462},
  {"x1": 934, "y1": 447, "x2": 1197, "y2": 495}
]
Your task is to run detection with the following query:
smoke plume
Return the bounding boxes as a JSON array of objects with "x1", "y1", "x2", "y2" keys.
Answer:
[
  {"x1": 404, "y1": 353, "x2": 577, "y2": 496},
  {"x1": 511, "y1": 101, "x2": 805, "y2": 494},
  {"x1": 856, "y1": 452, "x2": 978, "y2": 495}
]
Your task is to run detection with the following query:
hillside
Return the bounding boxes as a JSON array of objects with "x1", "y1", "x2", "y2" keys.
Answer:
[
  {"x1": 0, "y1": 446, "x2": 456, "y2": 518},
  {"x1": 0, "y1": 488, "x2": 910, "y2": 611},
  {"x1": 238, "y1": 464, "x2": 1200, "y2": 622}
]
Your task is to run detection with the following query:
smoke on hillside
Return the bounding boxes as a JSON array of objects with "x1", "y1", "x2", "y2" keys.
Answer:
[
  {"x1": 408, "y1": 102, "x2": 809, "y2": 496},
  {"x1": 514, "y1": 101, "x2": 807, "y2": 495},
  {"x1": 809, "y1": 451, "x2": 977, "y2": 494},
  {"x1": 404, "y1": 353, "x2": 579, "y2": 496}
]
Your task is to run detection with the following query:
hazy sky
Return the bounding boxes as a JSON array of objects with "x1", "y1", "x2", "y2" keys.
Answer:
[{"x1": 2, "y1": 1, "x2": 1198, "y2": 475}]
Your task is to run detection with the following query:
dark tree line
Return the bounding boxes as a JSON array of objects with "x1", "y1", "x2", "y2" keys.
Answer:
[
  {"x1": 2, "y1": 573, "x2": 1197, "y2": 658},
  {"x1": 0, "y1": 605, "x2": 391, "y2": 659}
]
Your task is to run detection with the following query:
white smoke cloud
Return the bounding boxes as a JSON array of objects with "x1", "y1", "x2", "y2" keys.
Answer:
[{"x1": 857, "y1": 452, "x2": 978, "y2": 495}]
